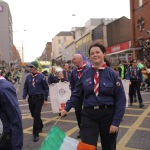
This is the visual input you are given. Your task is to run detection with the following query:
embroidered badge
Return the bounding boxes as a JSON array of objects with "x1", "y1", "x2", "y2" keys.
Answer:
[
  {"x1": 116, "y1": 82, "x2": 120, "y2": 86},
  {"x1": 86, "y1": 78, "x2": 91, "y2": 82}
]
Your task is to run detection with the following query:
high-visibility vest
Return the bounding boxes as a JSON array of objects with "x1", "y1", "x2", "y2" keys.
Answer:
[{"x1": 120, "y1": 65, "x2": 125, "y2": 79}]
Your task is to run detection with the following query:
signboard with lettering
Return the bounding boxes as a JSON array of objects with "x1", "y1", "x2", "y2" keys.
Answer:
[{"x1": 106, "y1": 41, "x2": 131, "y2": 54}]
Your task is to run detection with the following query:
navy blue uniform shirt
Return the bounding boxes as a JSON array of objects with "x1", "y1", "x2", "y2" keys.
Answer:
[
  {"x1": 65, "y1": 67, "x2": 126, "y2": 127},
  {"x1": 63, "y1": 70, "x2": 71, "y2": 81},
  {"x1": 70, "y1": 65, "x2": 89, "y2": 92},
  {"x1": 48, "y1": 73, "x2": 58, "y2": 84},
  {"x1": 0, "y1": 78, "x2": 23, "y2": 150},
  {"x1": 22, "y1": 73, "x2": 49, "y2": 100},
  {"x1": 126, "y1": 66, "x2": 143, "y2": 83}
]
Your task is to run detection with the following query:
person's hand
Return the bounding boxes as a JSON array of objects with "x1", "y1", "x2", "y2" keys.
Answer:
[
  {"x1": 43, "y1": 100, "x2": 48, "y2": 106},
  {"x1": 61, "y1": 110, "x2": 67, "y2": 116},
  {"x1": 22, "y1": 99, "x2": 26, "y2": 104},
  {"x1": 109, "y1": 125, "x2": 119, "y2": 134}
]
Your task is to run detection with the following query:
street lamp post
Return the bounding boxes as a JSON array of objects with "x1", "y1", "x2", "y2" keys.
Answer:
[
  {"x1": 21, "y1": 40, "x2": 24, "y2": 66},
  {"x1": 13, "y1": 30, "x2": 26, "y2": 66}
]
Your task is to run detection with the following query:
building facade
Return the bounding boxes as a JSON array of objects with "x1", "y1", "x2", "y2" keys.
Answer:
[
  {"x1": 130, "y1": 0, "x2": 150, "y2": 60},
  {"x1": 74, "y1": 18, "x2": 116, "y2": 58},
  {"x1": 0, "y1": 0, "x2": 13, "y2": 66},
  {"x1": 52, "y1": 32, "x2": 74, "y2": 65},
  {"x1": 105, "y1": 16, "x2": 131, "y2": 67},
  {"x1": 39, "y1": 42, "x2": 52, "y2": 61}
]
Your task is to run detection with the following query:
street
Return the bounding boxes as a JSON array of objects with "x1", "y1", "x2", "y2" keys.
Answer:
[{"x1": 14, "y1": 73, "x2": 150, "y2": 149}]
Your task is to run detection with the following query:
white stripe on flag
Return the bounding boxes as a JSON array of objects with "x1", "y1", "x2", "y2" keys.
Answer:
[{"x1": 60, "y1": 136, "x2": 79, "y2": 150}]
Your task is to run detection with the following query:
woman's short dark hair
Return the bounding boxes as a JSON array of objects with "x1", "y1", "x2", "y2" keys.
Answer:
[
  {"x1": 88, "y1": 41, "x2": 106, "y2": 56},
  {"x1": 88, "y1": 41, "x2": 111, "y2": 67}
]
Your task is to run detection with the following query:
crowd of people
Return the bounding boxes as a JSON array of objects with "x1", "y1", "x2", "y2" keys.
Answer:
[
  {"x1": 0, "y1": 40, "x2": 150, "y2": 149},
  {"x1": 0, "y1": 67, "x2": 22, "y2": 84}
]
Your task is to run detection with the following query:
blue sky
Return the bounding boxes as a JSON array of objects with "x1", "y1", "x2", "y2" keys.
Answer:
[{"x1": 4, "y1": 0, "x2": 130, "y2": 62}]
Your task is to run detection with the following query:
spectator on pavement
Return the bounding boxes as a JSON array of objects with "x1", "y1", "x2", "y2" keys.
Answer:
[{"x1": 118, "y1": 60, "x2": 128, "y2": 79}]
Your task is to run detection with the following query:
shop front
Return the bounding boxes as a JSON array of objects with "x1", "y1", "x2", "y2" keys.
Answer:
[{"x1": 106, "y1": 41, "x2": 133, "y2": 70}]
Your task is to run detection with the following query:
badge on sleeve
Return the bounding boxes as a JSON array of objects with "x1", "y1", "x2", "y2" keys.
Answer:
[{"x1": 116, "y1": 81, "x2": 120, "y2": 86}]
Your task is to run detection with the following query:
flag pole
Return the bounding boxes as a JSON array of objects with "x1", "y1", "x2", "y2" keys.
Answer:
[{"x1": 52, "y1": 116, "x2": 62, "y2": 128}]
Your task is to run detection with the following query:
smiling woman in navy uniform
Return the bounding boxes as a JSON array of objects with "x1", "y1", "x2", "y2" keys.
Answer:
[
  {"x1": 61, "y1": 41, "x2": 126, "y2": 150},
  {"x1": 22, "y1": 61, "x2": 49, "y2": 142}
]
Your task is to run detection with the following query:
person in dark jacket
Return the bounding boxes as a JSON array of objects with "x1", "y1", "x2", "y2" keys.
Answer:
[
  {"x1": 61, "y1": 41, "x2": 126, "y2": 150},
  {"x1": 118, "y1": 60, "x2": 128, "y2": 79},
  {"x1": 0, "y1": 76, "x2": 23, "y2": 150},
  {"x1": 62, "y1": 63, "x2": 71, "y2": 82},
  {"x1": 126, "y1": 59, "x2": 144, "y2": 108},
  {"x1": 22, "y1": 61, "x2": 49, "y2": 142},
  {"x1": 70, "y1": 54, "x2": 89, "y2": 138},
  {"x1": 48, "y1": 66, "x2": 58, "y2": 85}
]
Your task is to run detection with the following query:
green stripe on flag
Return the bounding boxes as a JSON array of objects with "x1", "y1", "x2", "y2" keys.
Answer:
[{"x1": 39, "y1": 126, "x2": 66, "y2": 150}]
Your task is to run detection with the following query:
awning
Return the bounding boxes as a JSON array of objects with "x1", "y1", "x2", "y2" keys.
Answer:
[
  {"x1": 107, "y1": 49, "x2": 131, "y2": 56},
  {"x1": 107, "y1": 47, "x2": 142, "y2": 56}
]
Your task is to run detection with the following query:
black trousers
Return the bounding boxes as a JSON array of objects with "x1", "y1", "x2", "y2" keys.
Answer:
[
  {"x1": 74, "y1": 99, "x2": 83, "y2": 130},
  {"x1": 129, "y1": 81, "x2": 143, "y2": 104},
  {"x1": 0, "y1": 133, "x2": 12, "y2": 150},
  {"x1": 28, "y1": 96, "x2": 44, "y2": 136},
  {"x1": 81, "y1": 107, "x2": 117, "y2": 150}
]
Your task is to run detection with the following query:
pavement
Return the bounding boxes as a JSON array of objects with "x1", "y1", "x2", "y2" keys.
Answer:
[{"x1": 1, "y1": 73, "x2": 150, "y2": 150}]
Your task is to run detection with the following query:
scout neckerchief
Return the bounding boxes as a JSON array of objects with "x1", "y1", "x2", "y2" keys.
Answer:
[
  {"x1": 76, "y1": 63, "x2": 86, "y2": 79},
  {"x1": 92, "y1": 63, "x2": 107, "y2": 96},
  {"x1": 31, "y1": 72, "x2": 40, "y2": 87},
  {"x1": 133, "y1": 67, "x2": 137, "y2": 76}
]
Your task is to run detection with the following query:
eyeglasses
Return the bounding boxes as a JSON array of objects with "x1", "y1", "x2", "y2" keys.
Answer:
[
  {"x1": 133, "y1": 62, "x2": 137, "y2": 63},
  {"x1": 29, "y1": 66, "x2": 34, "y2": 68}
]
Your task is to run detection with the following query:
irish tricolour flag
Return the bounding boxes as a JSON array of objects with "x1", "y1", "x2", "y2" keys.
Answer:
[{"x1": 39, "y1": 126, "x2": 96, "y2": 150}]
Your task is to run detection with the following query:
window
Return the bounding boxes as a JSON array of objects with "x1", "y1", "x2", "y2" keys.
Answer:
[
  {"x1": 138, "y1": 0, "x2": 143, "y2": 7},
  {"x1": 64, "y1": 36, "x2": 66, "y2": 41},
  {"x1": 58, "y1": 39, "x2": 61, "y2": 44}
]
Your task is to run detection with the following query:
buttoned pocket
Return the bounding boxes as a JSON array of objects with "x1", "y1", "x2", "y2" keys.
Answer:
[{"x1": 101, "y1": 83, "x2": 114, "y2": 95}]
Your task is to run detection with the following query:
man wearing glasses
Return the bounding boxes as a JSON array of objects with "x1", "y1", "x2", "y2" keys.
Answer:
[
  {"x1": 126, "y1": 59, "x2": 144, "y2": 108},
  {"x1": 22, "y1": 61, "x2": 49, "y2": 142}
]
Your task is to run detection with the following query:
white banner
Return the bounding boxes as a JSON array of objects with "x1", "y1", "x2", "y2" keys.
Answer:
[
  {"x1": 49, "y1": 82, "x2": 71, "y2": 113},
  {"x1": 122, "y1": 80, "x2": 130, "y2": 107}
]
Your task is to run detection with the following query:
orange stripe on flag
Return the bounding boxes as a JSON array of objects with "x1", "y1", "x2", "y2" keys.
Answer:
[{"x1": 77, "y1": 141, "x2": 96, "y2": 150}]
